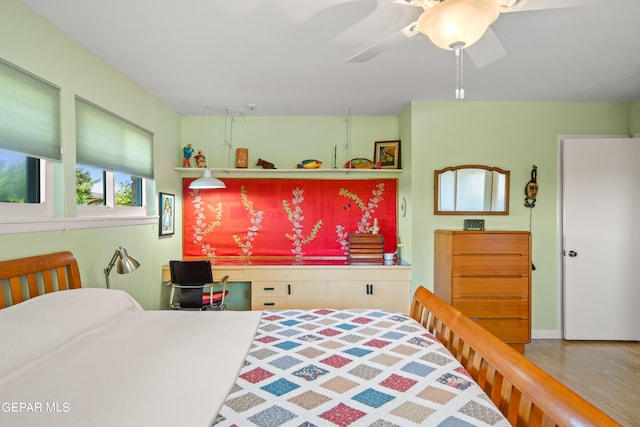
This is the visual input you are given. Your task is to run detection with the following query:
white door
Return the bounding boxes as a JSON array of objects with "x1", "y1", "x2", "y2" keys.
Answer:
[{"x1": 562, "y1": 137, "x2": 640, "y2": 340}]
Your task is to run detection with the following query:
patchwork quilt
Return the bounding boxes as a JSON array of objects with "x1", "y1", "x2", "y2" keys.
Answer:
[{"x1": 213, "y1": 309, "x2": 509, "y2": 427}]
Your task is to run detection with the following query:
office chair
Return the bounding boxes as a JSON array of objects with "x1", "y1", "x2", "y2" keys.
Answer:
[{"x1": 168, "y1": 260, "x2": 229, "y2": 310}]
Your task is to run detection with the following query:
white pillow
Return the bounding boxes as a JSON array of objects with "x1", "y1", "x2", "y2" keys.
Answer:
[{"x1": 0, "y1": 288, "x2": 142, "y2": 380}]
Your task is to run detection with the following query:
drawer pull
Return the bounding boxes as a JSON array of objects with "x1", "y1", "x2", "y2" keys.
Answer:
[
  {"x1": 456, "y1": 253, "x2": 524, "y2": 257},
  {"x1": 263, "y1": 287, "x2": 275, "y2": 291},
  {"x1": 457, "y1": 275, "x2": 525, "y2": 279},
  {"x1": 288, "y1": 284, "x2": 291, "y2": 295},
  {"x1": 264, "y1": 302, "x2": 275, "y2": 306}
]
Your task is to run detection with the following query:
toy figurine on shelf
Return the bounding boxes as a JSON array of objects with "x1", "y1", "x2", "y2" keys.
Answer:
[
  {"x1": 194, "y1": 150, "x2": 207, "y2": 168},
  {"x1": 182, "y1": 144, "x2": 195, "y2": 167}
]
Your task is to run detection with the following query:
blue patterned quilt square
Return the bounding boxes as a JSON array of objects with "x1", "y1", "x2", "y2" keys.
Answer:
[
  {"x1": 402, "y1": 361, "x2": 436, "y2": 377},
  {"x1": 343, "y1": 347, "x2": 373, "y2": 357},
  {"x1": 381, "y1": 331, "x2": 405, "y2": 340},
  {"x1": 260, "y1": 378, "x2": 300, "y2": 396},
  {"x1": 281, "y1": 319, "x2": 302, "y2": 327},
  {"x1": 269, "y1": 355, "x2": 303, "y2": 370},
  {"x1": 248, "y1": 405, "x2": 297, "y2": 427},
  {"x1": 336, "y1": 323, "x2": 359, "y2": 331},
  {"x1": 352, "y1": 388, "x2": 395, "y2": 408},
  {"x1": 275, "y1": 340, "x2": 302, "y2": 350}
]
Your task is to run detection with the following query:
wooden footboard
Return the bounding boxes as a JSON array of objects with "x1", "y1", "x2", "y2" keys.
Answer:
[
  {"x1": 0, "y1": 251, "x2": 82, "y2": 308},
  {"x1": 410, "y1": 286, "x2": 619, "y2": 427}
]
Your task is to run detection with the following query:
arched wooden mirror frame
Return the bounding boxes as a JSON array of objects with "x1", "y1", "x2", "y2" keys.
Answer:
[{"x1": 434, "y1": 165, "x2": 510, "y2": 215}]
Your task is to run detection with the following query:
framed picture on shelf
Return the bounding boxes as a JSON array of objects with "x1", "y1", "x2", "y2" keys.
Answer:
[
  {"x1": 159, "y1": 192, "x2": 175, "y2": 236},
  {"x1": 374, "y1": 140, "x2": 401, "y2": 169}
]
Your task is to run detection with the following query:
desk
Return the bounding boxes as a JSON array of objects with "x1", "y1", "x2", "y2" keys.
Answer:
[{"x1": 162, "y1": 260, "x2": 411, "y2": 313}]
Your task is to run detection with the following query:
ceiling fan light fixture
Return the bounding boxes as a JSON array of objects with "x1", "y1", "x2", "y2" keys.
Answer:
[{"x1": 418, "y1": 0, "x2": 500, "y2": 50}]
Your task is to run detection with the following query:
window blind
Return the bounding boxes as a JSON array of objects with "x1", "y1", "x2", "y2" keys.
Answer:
[
  {"x1": 76, "y1": 97, "x2": 154, "y2": 179},
  {"x1": 0, "y1": 59, "x2": 61, "y2": 160}
]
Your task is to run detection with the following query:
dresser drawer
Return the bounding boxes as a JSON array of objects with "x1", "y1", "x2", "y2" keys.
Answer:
[
  {"x1": 251, "y1": 297, "x2": 287, "y2": 310},
  {"x1": 251, "y1": 282, "x2": 289, "y2": 297},
  {"x1": 453, "y1": 298, "x2": 529, "y2": 319},
  {"x1": 452, "y1": 276, "x2": 529, "y2": 299},
  {"x1": 474, "y1": 319, "x2": 530, "y2": 342},
  {"x1": 452, "y1": 254, "x2": 529, "y2": 276},
  {"x1": 452, "y1": 233, "x2": 529, "y2": 255}
]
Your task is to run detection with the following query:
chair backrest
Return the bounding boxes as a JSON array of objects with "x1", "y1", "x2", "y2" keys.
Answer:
[{"x1": 169, "y1": 260, "x2": 213, "y2": 285}]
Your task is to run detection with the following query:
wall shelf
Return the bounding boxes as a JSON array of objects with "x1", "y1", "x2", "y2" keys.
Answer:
[{"x1": 173, "y1": 167, "x2": 403, "y2": 177}]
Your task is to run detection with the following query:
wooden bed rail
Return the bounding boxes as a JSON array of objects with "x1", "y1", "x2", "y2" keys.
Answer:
[
  {"x1": 0, "y1": 251, "x2": 82, "y2": 309},
  {"x1": 410, "y1": 286, "x2": 620, "y2": 427}
]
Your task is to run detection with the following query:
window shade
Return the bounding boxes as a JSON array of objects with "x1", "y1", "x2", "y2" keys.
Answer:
[
  {"x1": 76, "y1": 97, "x2": 154, "y2": 179},
  {"x1": 0, "y1": 59, "x2": 61, "y2": 160}
]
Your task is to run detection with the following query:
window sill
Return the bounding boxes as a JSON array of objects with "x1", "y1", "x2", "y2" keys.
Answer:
[{"x1": 0, "y1": 216, "x2": 158, "y2": 235}]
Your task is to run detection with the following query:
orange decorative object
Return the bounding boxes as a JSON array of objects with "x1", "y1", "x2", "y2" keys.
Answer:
[
  {"x1": 345, "y1": 158, "x2": 375, "y2": 169},
  {"x1": 236, "y1": 148, "x2": 248, "y2": 168},
  {"x1": 297, "y1": 159, "x2": 322, "y2": 169}
]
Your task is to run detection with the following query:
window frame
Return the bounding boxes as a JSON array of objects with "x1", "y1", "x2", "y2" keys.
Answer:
[
  {"x1": 75, "y1": 169, "x2": 147, "y2": 218},
  {"x1": 0, "y1": 157, "x2": 52, "y2": 219}
]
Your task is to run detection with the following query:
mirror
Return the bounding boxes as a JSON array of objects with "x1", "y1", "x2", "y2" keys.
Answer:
[{"x1": 434, "y1": 165, "x2": 510, "y2": 215}]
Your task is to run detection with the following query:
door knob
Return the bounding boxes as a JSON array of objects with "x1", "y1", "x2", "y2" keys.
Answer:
[{"x1": 568, "y1": 250, "x2": 578, "y2": 257}]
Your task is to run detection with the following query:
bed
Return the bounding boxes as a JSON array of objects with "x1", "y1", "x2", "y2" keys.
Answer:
[{"x1": 0, "y1": 251, "x2": 619, "y2": 426}]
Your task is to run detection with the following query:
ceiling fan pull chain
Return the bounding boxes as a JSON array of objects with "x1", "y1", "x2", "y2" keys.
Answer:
[
  {"x1": 455, "y1": 48, "x2": 460, "y2": 99},
  {"x1": 460, "y1": 48, "x2": 465, "y2": 99},
  {"x1": 454, "y1": 46, "x2": 465, "y2": 100}
]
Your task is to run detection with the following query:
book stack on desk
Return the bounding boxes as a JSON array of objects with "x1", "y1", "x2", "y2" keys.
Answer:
[{"x1": 347, "y1": 233, "x2": 384, "y2": 264}]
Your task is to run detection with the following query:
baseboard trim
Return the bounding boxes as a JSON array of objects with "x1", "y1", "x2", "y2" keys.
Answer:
[{"x1": 532, "y1": 329, "x2": 563, "y2": 339}]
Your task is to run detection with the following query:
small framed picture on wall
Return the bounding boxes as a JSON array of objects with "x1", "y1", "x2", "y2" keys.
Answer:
[
  {"x1": 159, "y1": 192, "x2": 175, "y2": 236},
  {"x1": 374, "y1": 140, "x2": 401, "y2": 169}
]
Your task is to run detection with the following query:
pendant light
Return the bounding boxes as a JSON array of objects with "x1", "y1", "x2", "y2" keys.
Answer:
[
  {"x1": 188, "y1": 168, "x2": 226, "y2": 189},
  {"x1": 188, "y1": 106, "x2": 226, "y2": 189}
]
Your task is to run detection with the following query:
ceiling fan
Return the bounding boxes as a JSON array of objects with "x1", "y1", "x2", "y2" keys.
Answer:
[{"x1": 346, "y1": 0, "x2": 598, "y2": 68}]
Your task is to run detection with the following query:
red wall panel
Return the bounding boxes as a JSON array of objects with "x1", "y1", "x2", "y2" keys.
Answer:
[{"x1": 182, "y1": 178, "x2": 398, "y2": 258}]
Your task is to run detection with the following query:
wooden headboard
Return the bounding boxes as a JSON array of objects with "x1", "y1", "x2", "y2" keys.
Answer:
[
  {"x1": 410, "y1": 286, "x2": 620, "y2": 427},
  {"x1": 0, "y1": 251, "x2": 82, "y2": 309}
]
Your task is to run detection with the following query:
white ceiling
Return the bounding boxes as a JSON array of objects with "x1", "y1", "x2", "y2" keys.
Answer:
[{"x1": 20, "y1": 0, "x2": 640, "y2": 116}]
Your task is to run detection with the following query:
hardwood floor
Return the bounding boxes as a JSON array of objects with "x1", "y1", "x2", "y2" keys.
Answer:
[{"x1": 525, "y1": 339, "x2": 640, "y2": 426}]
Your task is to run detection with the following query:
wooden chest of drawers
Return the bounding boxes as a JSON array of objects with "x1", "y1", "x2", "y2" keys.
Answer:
[{"x1": 434, "y1": 230, "x2": 532, "y2": 352}]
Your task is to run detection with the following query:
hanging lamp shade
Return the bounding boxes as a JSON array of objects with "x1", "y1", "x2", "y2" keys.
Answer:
[
  {"x1": 188, "y1": 169, "x2": 226, "y2": 189},
  {"x1": 417, "y1": 0, "x2": 500, "y2": 50}
]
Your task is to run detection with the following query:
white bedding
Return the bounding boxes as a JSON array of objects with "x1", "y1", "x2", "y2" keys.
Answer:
[{"x1": 0, "y1": 288, "x2": 261, "y2": 427}]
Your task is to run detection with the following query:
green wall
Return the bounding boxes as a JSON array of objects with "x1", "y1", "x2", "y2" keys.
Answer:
[
  {"x1": 631, "y1": 101, "x2": 640, "y2": 135},
  {"x1": 179, "y1": 116, "x2": 399, "y2": 170},
  {"x1": 407, "y1": 101, "x2": 631, "y2": 333}
]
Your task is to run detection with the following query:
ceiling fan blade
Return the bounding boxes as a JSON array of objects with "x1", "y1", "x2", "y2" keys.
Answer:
[
  {"x1": 507, "y1": 0, "x2": 598, "y2": 13},
  {"x1": 465, "y1": 27, "x2": 507, "y2": 68},
  {"x1": 346, "y1": 22, "x2": 418, "y2": 63},
  {"x1": 302, "y1": 1, "x2": 379, "y2": 40}
]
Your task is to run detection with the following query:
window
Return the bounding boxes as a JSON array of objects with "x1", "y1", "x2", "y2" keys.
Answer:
[
  {"x1": 0, "y1": 60, "x2": 156, "y2": 233},
  {"x1": 0, "y1": 59, "x2": 59, "y2": 220},
  {"x1": 75, "y1": 97, "x2": 153, "y2": 216},
  {"x1": 0, "y1": 150, "x2": 40, "y2": 204},
  {"x1": 76, "y1": 165, "x2": 143, "y2": 207}
]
